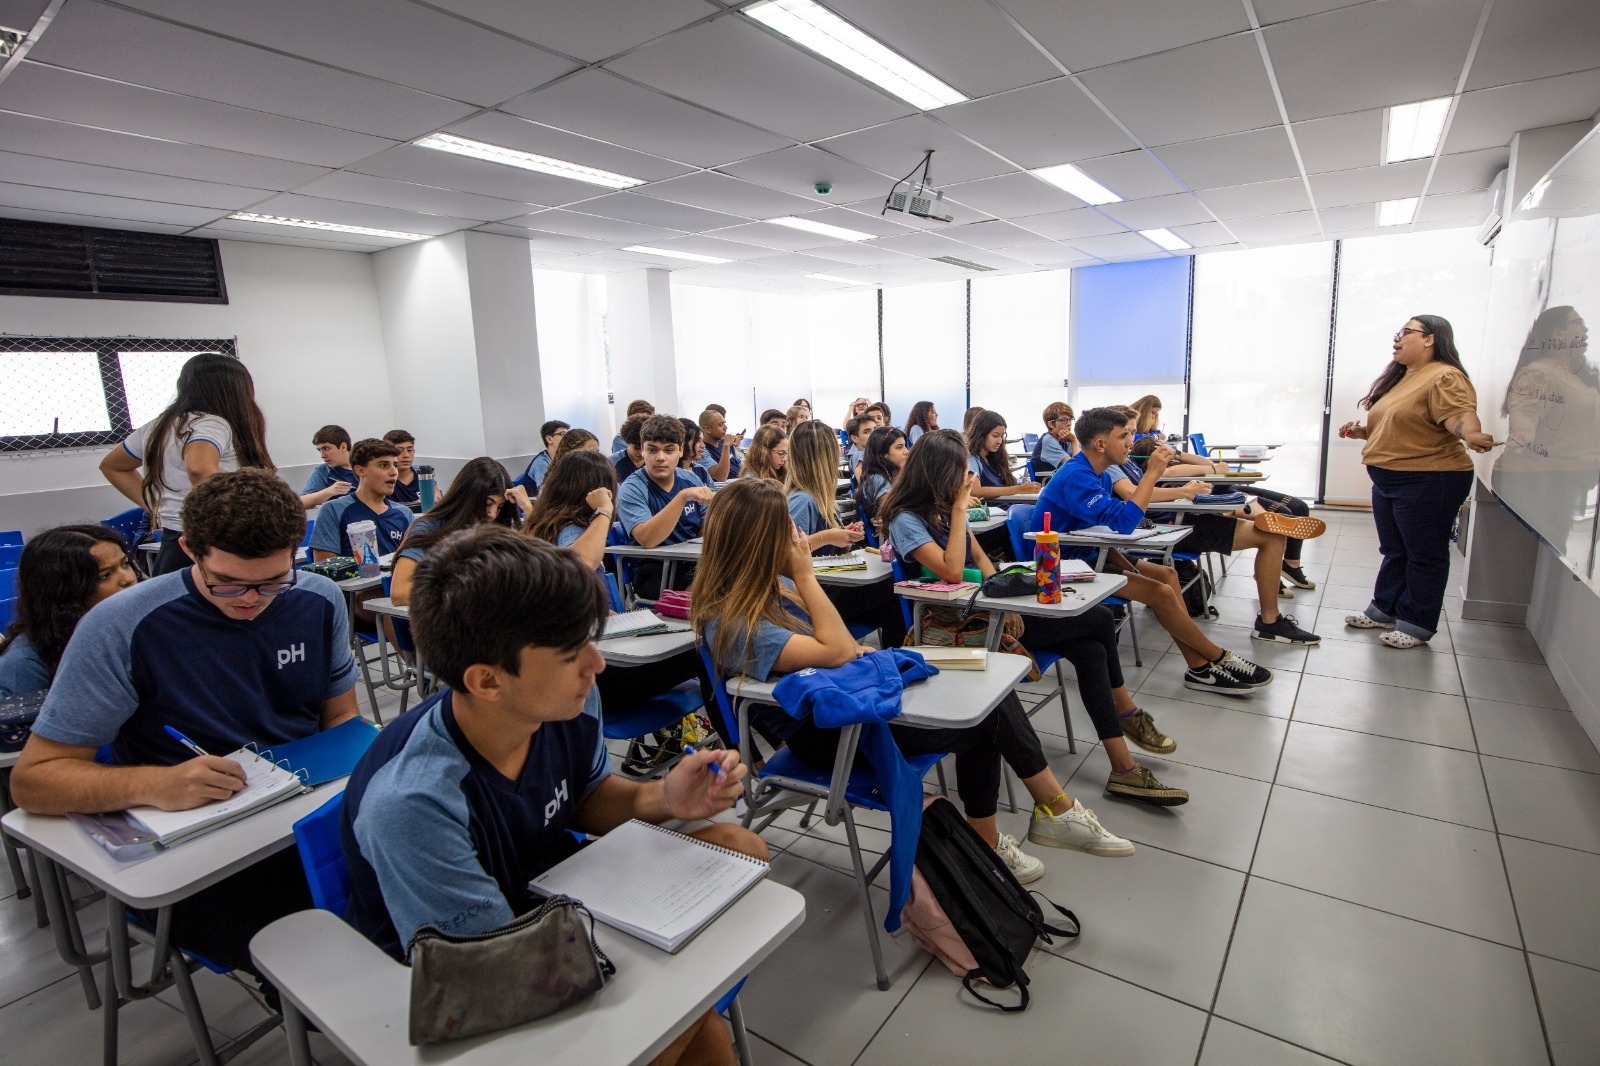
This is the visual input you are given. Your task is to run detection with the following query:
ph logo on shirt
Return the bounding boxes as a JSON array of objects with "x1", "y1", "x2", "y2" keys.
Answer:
[
  {"x1": 276, "y1": 643, "x2": 306, "y2": 669},
  {"x1": 544, "y1": 778, "x2": 570, "y2": 825}
]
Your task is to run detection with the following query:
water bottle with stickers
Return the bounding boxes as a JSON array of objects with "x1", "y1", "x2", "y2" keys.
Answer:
[
  {"x1": 1034, "y1": 512, "x2": 1062, "y2": 604},
  {"x1": 348, "y1": 520, "x2": 381, "y2": 577}
]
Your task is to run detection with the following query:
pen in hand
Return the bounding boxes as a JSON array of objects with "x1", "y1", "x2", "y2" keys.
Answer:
[
  {"x1": 683, "y1": 744, "x2": 723, "y2": 777},
  {"x1": 164, "y1": 725, "x2": 209, "y2": 758}
]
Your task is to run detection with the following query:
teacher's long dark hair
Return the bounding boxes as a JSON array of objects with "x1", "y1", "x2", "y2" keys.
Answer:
[{"x1": 1360, "y1": 314, "x2": 1470, "y2": 410}]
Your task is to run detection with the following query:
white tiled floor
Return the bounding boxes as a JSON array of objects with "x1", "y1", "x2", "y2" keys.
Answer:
[{"x1": 3, "y1": 509, "x2": 1598, "y2": 1064}]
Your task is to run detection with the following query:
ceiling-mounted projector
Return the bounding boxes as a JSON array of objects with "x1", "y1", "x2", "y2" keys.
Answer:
[{"x1": 882, "y1": 149, "x2": 953, "y2": 223}]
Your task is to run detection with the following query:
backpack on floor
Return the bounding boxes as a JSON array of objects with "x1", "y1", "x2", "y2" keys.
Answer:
[
  {"x1": 899, "y1": 797, "x2": 1080, "y2": 1011},
  {"x1": 1172, "y1": 557, "x2": 1217, "y2": 619}
]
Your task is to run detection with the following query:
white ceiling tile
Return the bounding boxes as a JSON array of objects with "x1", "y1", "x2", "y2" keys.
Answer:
[
  {"x1": 0, "y1": 151, "x2": 271, "y2": 210},
  {"x1": 525, "y1": 254, "x2": 624, "y2": 272},
  {"x1": 0, "y1": 184, "x2": 224, "y2": 226},
  {"x1": 0, "y1": 112, "x2": 329, "y2": 190},
  {"x1": 115, "y1": 0, "x2": 577, "y2": 106},
  {"x1": 1264, "y1": 0, "x2": 1483, "y2": 122},
  {"x1": 718, "y1": 146, "x2": 889, "y2": 204},
  {"x1": 469, "y1": 225, "x2": 619, "y2": 254},
  {"x1": 496, "y1": 209, "x2": 681, "y2": 242},
  {"x1": 1445, "y1": 69, "x2": 1600, "y2": 154},
  {"x1": 1307, "y1": 158, "x2": 1430, "y2": 207},
  {"x1": 1065, "y1": 231, "x2": 1170, "y2": 258},
  {"x1": 245, "y1": 194, "x2": 475, "y2": 235},
  {"x1": 295, "y1": 172, "x2": 538, "y2": 222},
  {"x1": 1074, "y1": 150, "x2": 1187, "y2": 200},
  {"x1": 804, "y1": 241, "x2": 921, "y2": 266},
  {"x1": 1169, "y1": 221, "x2": 1238, "y2": 247},
  {"x1": 0, "y1": 0, "x2": 50, "y2": 30},
  {"x1": 26, "y1": 2, "x2": 475, "y2": 139},
  {"x1": 631, "y1": 233, "x2": 773, "y2": 261},
  {"x1": 740, "y1": 251, "x2": 861, "y2": 273},
  {"x1": 1153, "y1": 126, "x2": 1300, "y2": 188},
  {"x1": 784, "y1": 206, "x2": 918, "y2": 239},
  {"x1": 863, "y1": 231, "x2": 973, "y2": 257},
  {"x1": 1466, "y1": 0, "x2": 1600, "y2": 91},
  {"x1": 568, "y1": 192, "x2": 749, "y2": 231},
  {"x1": 1099, "y1": 193, "x2": 1214, "y2": 229},
  {"x1": 1004, "y1": 242, "x2": 1098, "y2": 266},
  {"x1": 1291, "y1": 109, "x2": 1384, "y2": 174},
  {"x1": 803, "y1": 265, "x2": 912, "y2": 284},
  {"x1": 946, "y1": 219, "x2": 1054, "y2": 250},
  {"x1": 1016, "y1": 206, "x2": 1127, "y2": 240},
  {"x1": 1318, "y1": 204, "x2": 1376, "y2": 230},
  {"x1": 1417, "y1": 189, "x2": 1489, "y2": 222},
  {"x1": 838, "y1": 194, "x2": 993, "y2": 228},
  {"x1": 638, "y1": 171, "x2": 818, "y2": 220},
  {"x1": 943, "y1": 172, "x2": 1083, "y2": 218},
  {"x1": 821, "y1": 0, "x2": 1061, "y2": 98},
  {"x1": 1227, "y1": 210, "x2": 1324, "y2": 242},
  {"x1": 1429, "y1": 147, "x2": 1511, "y2": 195},
  {"x1": 0, "y1": 63, "x2": 396, "y2": 167},
  {"x1": 500, "y1": 69, "x2": 793, "y2": 169},
  {"x1": 1079, "y1": 35, "x2": 1283, "y2": 145},
  {"x1": 997, "y1": 0, "x2": 1249, "y2": 73},
  {"x1": 1197, "y1": 177, "x2": 1313, "y2": 219},
  {"x1": 443, "y1": 112, "x2": 692, "y2": 183},
  {"x1": 935, "y1": 78, "x2": 1137, "y2": 168},
  {"x1": 816, "y1": 114, "x2": 1013, "y2": 185},
  {"x1": 670, "y1": 265, "x2": 796, "y2": 286},
  {"x1": 0, "y1": 205, "x2": 192, "y2": 235},
  {"x1": 605, "y1": 15, "x2": 913, "y2": 142},
  {"x1": 707, "y1": 221, "x2": 851, "y2": 252},
  {"x1": 350, "y1": 146, "x2": 602, "y2": 207},
  {"x1": 426, "y1": 0, "x2": 715, "y2": 63},
  {"x1": 1252, "y1": 0, "x2": 1371, "y2": 24}
]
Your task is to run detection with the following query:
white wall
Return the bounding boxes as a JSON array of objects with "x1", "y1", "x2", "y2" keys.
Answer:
[
  {"x1": 464, "y1": 232, "x2": 544, "y2": 460},
  {"x1": 608, "y1": 268, "x2": 680, "y2": 415},
  {"x1": 1528, "y1": 547, "x2": 1600, "y2": 750},
  {"x1": 0, "y1": 240, "x2": 392, "y2": 534}
]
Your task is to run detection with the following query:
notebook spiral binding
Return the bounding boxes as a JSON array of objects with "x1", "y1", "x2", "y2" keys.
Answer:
[{"x1": 243, "y1": 742, "x2": 313, "y2": 788}]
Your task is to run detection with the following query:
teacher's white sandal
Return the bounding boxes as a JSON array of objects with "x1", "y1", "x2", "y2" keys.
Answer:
[
  {"x1": 1379, "y1": 630, "x2": 1426, "y2": 649},
  {"x1": 1345, "y1": 614, "x2": 1394, "y2": 630}
]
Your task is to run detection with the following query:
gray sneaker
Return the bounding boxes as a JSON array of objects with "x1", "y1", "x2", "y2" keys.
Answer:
[
  {"x1": 1120, "y1": 709, "x2": 1177, "y2": 754},
  {"x1": 1028, "y1": 799, "x2": 1135, "y2": 856},
  {"x1": 1106, "y1": 764, "x2": 1190, "y2": 806}
]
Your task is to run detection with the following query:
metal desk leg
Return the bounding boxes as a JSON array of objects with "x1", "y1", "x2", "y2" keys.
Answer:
[
  {"x1": 282, "y1": 1001, "x2": 315, "y2": 1066},
  {"x1": 345, "y1": 589, "x2": 382, "y2": 718},
  {"x1": 34, "y1": 856, "x2": 104, "y2": 1010},
  {"x1": 0, "y1": 770, "x2": 31, "y2": 905}
]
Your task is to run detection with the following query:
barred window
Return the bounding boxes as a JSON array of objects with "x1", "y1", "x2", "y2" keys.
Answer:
[{"x1": 0, "y1": 337, "x2": 238, "y2": 452}]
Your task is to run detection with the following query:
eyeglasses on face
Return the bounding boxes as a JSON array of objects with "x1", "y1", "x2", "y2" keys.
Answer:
[
  {"x1": 197, "y1": 562, "x2": 298, "y2": 598},
  {"x1": 1394, "y1": 327, "x2": 1428, "y2": 342}
]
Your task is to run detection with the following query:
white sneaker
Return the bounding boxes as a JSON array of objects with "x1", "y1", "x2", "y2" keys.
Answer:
[
  {"x1": 995, "y1": 833, "x2": 1044, "y2": 884},
  {"x1": 1027, "y1": 799, "x2": 1135, "y2": 857},
  {"x1": 1344, "y1": 613, "x2": 1395, "y2": 630}
]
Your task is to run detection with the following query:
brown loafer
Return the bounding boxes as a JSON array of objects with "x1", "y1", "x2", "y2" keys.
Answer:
[{"x1": 1253, "y1": 511, "x2": 1327, "y2": 540}]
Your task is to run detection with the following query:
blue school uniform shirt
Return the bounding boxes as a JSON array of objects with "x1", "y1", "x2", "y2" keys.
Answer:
[
  {"x1": 609, "y1": 433, "x2": 626, "y2": 455},
  {"x1": 1030, "y1": 452, "x2": 1146, "y2": 562},
  {"x1": 612, "y1": 448, "x2": 641, "y2": 484},
  {"x1": 310, "y1": 495, "x2": 415, "y2": 558},
  {"x1": 703, "y1": 583, "x2": 805, "y2": 682},
  {"x1": 518, "y1": 451, "x2": 552, "y2": 493},
  {"x1": 617, "y1": 468, "x2": 705, "y2": 545},
  {"x1": 907, "y1": 425, "x2": 925, "y2": 445},
  {"x1": 554, "y1": 521, "x2": 606, "y2": 575},
  {"x1": 341, "y1": 687, "x2": 609, "y2": 960},
  {"x1": 974, "y1": 456, "x2": 1008, "y2": 488},
  {"x1": 301, "y1": 464, "x2": 359, "y2": 495},
  {"x1": 859, "y1": 472, "x2": 892, "y2": 521},
  {"x1": 1037, "y1": 433, "x2": 1068, "y2": 468},
  {"x1": 396, "y1": 517, "x2": 441, "y2": 564},
  {"x1": 686, "y1": 463, "x2": 716, "y2": 489},
  {"x1": 887, "y1": 510, "x2": 976, "y2": 572},
  {"x1": 29, "y1": 568, "x2": 355, "y2": 767},
  {"x1": 0, "y1": 633, "x2": 50, "y2": 698},
  {"x1": 391, "y1": 472, "x2": 420, "y2": 504},
  {"x1": 694, "y1": 439, "x2": 742, "y2": 479},
  {"x1": 788, "y1": 490, "x2": 846, "y2": 555}
]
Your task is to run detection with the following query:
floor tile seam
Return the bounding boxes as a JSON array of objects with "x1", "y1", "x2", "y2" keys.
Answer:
[
  {"x1": 1299, "y1": 665, "x2": 1463, "y2": 697},
  {"x1": 1468, "y1": 692, "x2": 1579, "y2": 715},
  {"x1": 1527, "y1": 950, "x2": 1600, "y2": 976},
  {"x1": 1051, "y1": 951, "x2": 1222, "y2": 1019},
  {"x1": 844, "y1": 955, "x2": 936, "y2": 1066},
  {"x1": 1241, "y1": 872, "x2": 1525, "y2": 951},
  {"x1": 1472, "y1": 745, "x2": 1600, "y2": 777},
  {"x1": 1204, "y1": 1013, "x2": 1362, "y2": 1066},
  {"x1": 1267, "y1": 782, "x2": 1495, "y2": 833},
  {"x1": 1496, "y1": 831, "x2": 1600, "y2": 859},
  {"x1": 0, "y1": 970, "x2": 80, "y2": 1014},
  {"x1": 1279, "y1": 716, "x2": 1480, "y2": 756},
  {"x1": 743, "y1": 1027, "x2": 824, "y2": 1066}
]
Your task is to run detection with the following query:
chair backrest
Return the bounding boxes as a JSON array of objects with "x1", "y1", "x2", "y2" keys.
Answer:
[
  {"x1": 1188, "y1": 433, "x2": 1207, "y2": 457},
  {"x1": 100, "y1": 508, "x2": 147, "y2": 546},
  {"x1": 603, "y1": 572, "x2": 625, "y2": 614},
  {"x1": 0, "y1": 568, "x2": 15, "y2": 600},
  {"x1": 0, "y1": 531, "x2": 21, "y2": 547},
  {"x1": 1022, "y1": 432, "x2": 1039, "y2": 450},
  {"x1": 695, "y1": 642, "x2": 741, "y2": 747},
  {"x1": 1006, "y1": 504, "x2": 1035, "y2": 561},
  {"x1": 887, "y1": 555, "x2": 915, "y2": 632},
  {"x1": 0, "y1": 544, "x2": 19, "y2": 568},
  {"x1": 861, "y1": 521, "x2": 879, "y2": 549},
  {"x1": 0, "y1": 598, "x2": 13, "y2": 631},
  {"x1": 293, "y1": 791, "x2": 351, "y2": 917}
]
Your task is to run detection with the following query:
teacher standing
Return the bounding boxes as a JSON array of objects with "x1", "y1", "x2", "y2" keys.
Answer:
[{"x1": 1338, "y1": 315, "x2": 1496, "y2": 649}]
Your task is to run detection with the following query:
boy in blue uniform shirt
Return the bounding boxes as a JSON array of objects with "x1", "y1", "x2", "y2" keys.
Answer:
[
  {"x1": 310, "y1": 438, "x2": 415, "y2": 560},
  {"x1": 612, "y1": 413, "x2": 648, "y2": 483},
  {"x1": 383, "y1": 429, "x2": 420, "y2": 504},
  {"x1": 695, "y1": 408, "x2": 745, "y2": 481},
  {"x1": 618, "y1": 415, "x2": 713, "y2": 600},
  {"x1": 516, "y1": 419, "x2": 568, "y2": 492},
  {"x1": 12, "y1": 468, "x2": 358, "y2": 973},
  {"x1": 299, "y1": 423, "x2": 358, "y2": 507},
  {"x1": 341, "y1": 529, "x2": 761, "y2": 1066}
]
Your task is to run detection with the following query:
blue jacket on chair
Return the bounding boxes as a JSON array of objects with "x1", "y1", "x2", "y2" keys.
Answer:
[{"x1": 772, "y1": 649, "x2": 938, "y2": 931}]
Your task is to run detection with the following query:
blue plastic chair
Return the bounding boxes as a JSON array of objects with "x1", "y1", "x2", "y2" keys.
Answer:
[
  {"x1": 698, "y1": 641, "x2": 944, "y2": 991},
  {"x1": 0, "y1": 531, "x2": 20, "y2": 547},
  {"x1": 100, "y1": 508, "x2": 150, "y2": 550},
  {"x1": 603, "y1": 572, "x2": 626, "y2": 614},
  {"x1": 0, "y1": 569, "x2": 14, "y2": 600},
  {"x1": 293, "y1": 791, "x2": 351, "y2": 917},
  {"x1": 1189, "y1": 433, "x2": 1208, "y2": 457},
  {"x1": 0, "y1": 598, "x2": 13, "y2": 631},
  {"x1": 0, "y1": 545, "x2": 19, "y2": 569},
  {"x1": 1022, "y1": 432, "x2": 1039, "y2": 451}
]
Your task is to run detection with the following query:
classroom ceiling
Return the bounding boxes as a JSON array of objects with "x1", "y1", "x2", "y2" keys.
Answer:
[{"x1": 1, "y1": 0, "x2": 1598, "y2": 293}]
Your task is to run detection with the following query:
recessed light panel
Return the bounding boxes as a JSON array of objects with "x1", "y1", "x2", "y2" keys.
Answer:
[
  {"x1": 228, "y1": 213, "x2": 428, "y2": 241},
  {"x1": 623, "y1": 245, "x2": 732, "y2": 264},
  {"x1": 769, "y1": 215, "x2": 873, "y2": 241},
  {"x1": 804, "y1": 273, "x2": 861, "y2": 283},
  {"x1": 1029, "y1": 164, "x2": 1123, "y2": 205},
  {"x1": 1377, "y1": 198, "x2": 1419, "y2": 226},
  {"x1": 1384, "y1": 98, "x2": 1451, "y2": 164},
  {"x1": 1139, "y1": 228, "x2": 1190, "y2": 251},
  {"x1": 415, "y1": 133, "x2": 645, "y2": 190}
]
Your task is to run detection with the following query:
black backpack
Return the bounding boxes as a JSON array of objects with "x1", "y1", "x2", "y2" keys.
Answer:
[
  {"x1": 1172, "y1": 557, "x2": 1218, "y2": 619},
  {"x1": 906, "y1": 797, "x2": 1080, "y2": 1011}
]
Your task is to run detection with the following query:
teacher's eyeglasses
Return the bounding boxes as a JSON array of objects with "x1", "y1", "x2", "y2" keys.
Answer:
[{"x1": 1394, "y1": 327, "x2": 1428, "y2": 342}]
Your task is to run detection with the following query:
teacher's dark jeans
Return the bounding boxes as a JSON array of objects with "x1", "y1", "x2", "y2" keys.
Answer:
[{"x1": 1366, "y1": 466, "x2": 1473, "y2": 640}]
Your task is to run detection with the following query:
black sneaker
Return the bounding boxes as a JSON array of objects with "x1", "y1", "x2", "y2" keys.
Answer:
[
  {"x1": 1214, "y1": 650, "x2": 1273, "y2": 687},
  {"x1": 1282, "y1": 564, "x2": 1316, "y2": 590},
  {"x1": 1253, "y1": 613, "x2": 1321, "y2": 645},
  {"x1": 1183, "y1": 662, "x2": 1255, "y2": 696}
]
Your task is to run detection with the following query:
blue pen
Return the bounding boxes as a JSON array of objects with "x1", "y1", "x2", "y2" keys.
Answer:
[
  {"x1": 164, "y1": 725, "x2": 209, "y2": 758},
  {"x1": 682, "y1": 744, "x2": 723, "y2": 777}
]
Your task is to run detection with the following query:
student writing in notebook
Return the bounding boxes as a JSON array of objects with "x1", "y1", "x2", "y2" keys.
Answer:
[
  {"x1": 299, "y1": 423, "x2": 358, "y2": 508},
  {"x1": 390, "y1": 458, "x2": 523, "y2": 606},
  {"x1": 342, "y1": 530, "x2": 762, "y2": 1066},
  {"x1": 12, "y1": 469, "x2": 358, "y2": 978}
]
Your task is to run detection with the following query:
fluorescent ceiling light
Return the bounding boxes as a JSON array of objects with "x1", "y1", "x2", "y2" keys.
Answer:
[
  {"x1": 415, "y1": 132, "x2": 645, "y2": 190},
  {"x1": 744, "y1": 0, "x2": 966, "y2": 111},
  {"x1": 623, "y1": 245, "x2": 732, "y2": 264},
  {"x1": 1377, "y1": 198, "x2": 1419, "y2": 226},
  {"x1": 804, "y1": 273, "x2": 860, "y2": 284},
  {"x1": 227, "y1": 212, "x2": 428, "y2": 241},
  {"x1": 1139, "y1": 228, "x2": 1190, "y2": 251},
  {"x1": 1029, "y1": 164, "x2": 1123, "y2": 205},
  {"x1": 1384, "y1": 97, "x2": 1451, "y2": 164},
  {"x1": 769, "y1": 215, "x2": 873, "y2": 241}
]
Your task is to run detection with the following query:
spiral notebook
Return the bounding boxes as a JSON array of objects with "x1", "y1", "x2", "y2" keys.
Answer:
[
  {"x1": 124, "y1": 748, "x2": 308, "y2": 847},
  {"x1": 528, "y1": 819, "x2": 768, "y2": 953}
]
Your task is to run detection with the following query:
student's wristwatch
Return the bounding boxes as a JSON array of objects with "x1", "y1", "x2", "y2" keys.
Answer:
[{"x1": 590, "y1": 509, "x2": 614, "y2": 524}]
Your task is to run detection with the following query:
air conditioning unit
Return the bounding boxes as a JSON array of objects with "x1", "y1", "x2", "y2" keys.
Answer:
[{"x1": 1476, "y1": 167, "x2": 1508, "y2": 246}]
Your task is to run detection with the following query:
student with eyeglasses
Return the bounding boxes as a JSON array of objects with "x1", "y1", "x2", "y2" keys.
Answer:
[
  {"x1": 1339, "y1": 315, "x2": 1499, "y2": 649},
  {"x1": 12, "y1": 468, "x2": 359, "y2": 980}
]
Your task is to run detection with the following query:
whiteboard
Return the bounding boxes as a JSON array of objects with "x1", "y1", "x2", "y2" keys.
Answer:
[{"x1": 1478, "y1": 126, "x2": 1600, "y2": 588}]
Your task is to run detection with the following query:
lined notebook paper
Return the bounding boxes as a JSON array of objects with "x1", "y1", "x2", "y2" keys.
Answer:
[
  {"x1": 528, "y1": 820, "x2": 767, "y2": 953},
  {"x1": 602, "y1": 610, "x2": 689, "y2": 639},
  {"x1": 125, "y1": 748, "x2": 307, "y2": 846}
]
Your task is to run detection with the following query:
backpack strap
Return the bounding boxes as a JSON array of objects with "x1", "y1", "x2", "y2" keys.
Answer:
[
  {"x1": 1028, "y1": 890, "x2": 1081, "y2": 940},
  {"x1": 962, "y1": 972, "x2": 1029, "y2": 1012}
]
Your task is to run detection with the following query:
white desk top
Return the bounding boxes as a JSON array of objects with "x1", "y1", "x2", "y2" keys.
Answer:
[
  {"x1": 364, "y1": 596, "x2": 408, "y2": 619},
  {"x1": 990, "y1": 490, "x2": 1047, "y2": 506},
  {"x1": 1034, "y1": 527, "x2": 1195, "y2": 550},
  {"x1": 969, "y1": 512, "x2": 1010, "y2": 535},
  {"x1": 597, "y1": 629, "x2": 697, "y2": 666},
  {"x1": 1154, "y1": 498, "x2": 1253, "y2": 513},
  {"x1": 1155, "y1": 473, "x2": 1266, "y2": 484},
  {"x1": 725, "y1": 652, "x2": 1032, "y2": 731},
  {"x1": 251, "y1": 882, "x2": 806, "y2": 1066},
  {"x1": 896, "y1": 572, "x2": 1127, "y2": 622},
  {"x1": 810, "y1": 555, "x2": 893, "y2": 586},
  {"x1": 335, "y1": 574, "x2": 385, "y2": 593},
  {"x1": 2, "y1": 782, "x2": 345, "y2": 910},
  {"x1": 606, "y1": 541, "x2": 891, "y2": 587}
]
